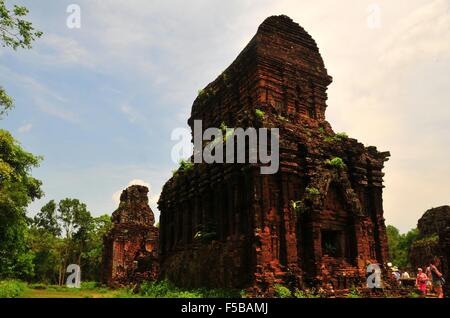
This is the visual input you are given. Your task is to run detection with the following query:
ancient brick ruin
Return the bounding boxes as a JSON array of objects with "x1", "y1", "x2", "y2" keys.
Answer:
[
  {"x1": 158, "y1": 15, "x2": 390, "y2": 295},
  {"x1": 102, "y1": 185, "x2": 159, "y2": 287},
  {"x1": 410, "y1": 205, "x2": 450, "y2": 295}
]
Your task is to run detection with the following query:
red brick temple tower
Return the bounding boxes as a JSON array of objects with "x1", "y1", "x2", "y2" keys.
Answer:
[
  {"x1": 102, "y1": 185, "x2": 159, "y2": 287},
  {"x1": 158, "y1": 15, "x2": 390, "y2": 295}
]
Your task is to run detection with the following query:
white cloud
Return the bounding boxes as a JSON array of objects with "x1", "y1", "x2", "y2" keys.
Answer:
[
  {"x1": 39, "y1": 34, "x2": 94, "y2": 68},
  {"x1": 35, "y1": 98, "x2": 79, "y2": 123},
  {"x1": 112, "y1": 179, "x2": 158, "y2": 206},
  {"x1": 378, "y1": 0, "x2": 450, "y2": 67},
  {"x1": 0, "y1": 66, "x2": 80, "y2": 124},
  {"x1": 18, "y1": 123, "x2": 33, "y2": 133},
  {"x1": 119, "y1": 103, "x2": 138, "y2": 123},
  {"x1": 0, "y1": 65, "x2": 66, "y2": 103}
]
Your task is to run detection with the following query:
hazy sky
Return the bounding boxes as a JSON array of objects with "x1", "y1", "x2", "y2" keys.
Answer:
[{"x1": 1, "y1": 0, "x2": 448, "y2": 233}]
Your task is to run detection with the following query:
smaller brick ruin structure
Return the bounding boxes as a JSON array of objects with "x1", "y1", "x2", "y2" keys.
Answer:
[
  {"x1": 102, "y1": 185, "x2": 159, "y2": 287},
  {"x1": 410, "y1": 205, "x2": 450, "y2": 295}
]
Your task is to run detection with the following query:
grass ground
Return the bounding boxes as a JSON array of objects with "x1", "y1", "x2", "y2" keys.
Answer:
[
  {"x1": 22, "y1": 288, "x2": 119, "y2": 298},
  {"x1": 0, "y1": 280, "x2": 241, "y2": 298},
  {"x1": 0, "y1": 280, "x2": 133, "y2": 298},
  {"x1": 1, "y1": 280, "x2": 441, "y2": 298}
]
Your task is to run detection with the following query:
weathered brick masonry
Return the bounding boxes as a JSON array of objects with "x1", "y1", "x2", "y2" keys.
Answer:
[{"x1": 102, "y1": 185, "x2": 159, "y2": 287}]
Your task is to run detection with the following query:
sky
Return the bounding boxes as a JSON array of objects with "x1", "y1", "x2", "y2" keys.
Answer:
[{"x1": 0, "y1": 0, "x2": 448, "y2": 233}]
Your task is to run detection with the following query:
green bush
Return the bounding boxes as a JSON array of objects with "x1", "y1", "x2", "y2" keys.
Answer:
[
  {"x1": 139, "y1": 280, "x2": 239, "y2": 298},
  {"x1": 323, "y1": 136, "x2": 334, "y2": 143},
  {"x1": 80, "y1": 281, "x2": 98, "y2": 290},
  {"x1": 294, "y1": 288, "x2": 320, "y2": 298},
  {"x1": 325, "y1": 157, "x2": 346, "y2": 169},
  {"x1": 347, "y1": 286, "x2": 361, "y2": 298},
  {"x1": 202, "y1": 288, "x2": 241, "y2": 298},
  {"x1": 274, "y1": 284, "x2": 291, "y2": 298},
  {"x1": 306, "y1": 187, "x2": 320, "y2": 196},
  {"x1": 335, "y1": 132, "x2": 348, "y2": 140},
  {"x1": 323, "y1": 132, "x2": 348, "y2": 143},
  {"x1": 114, "y1": 287, "x2": 138, "y2": 298},
  {"x1": 0, "y1": 280, "x2": 28, "y2": 298},
  {"x1": 408, "y1": 292, "x2": 421, "y2": 298},
  {"x1": 140, "y1": 280, "x2": 190, "y2": 298},
  {"x1": 255, "y1": 109, "x2": 265, "y2": 120}
]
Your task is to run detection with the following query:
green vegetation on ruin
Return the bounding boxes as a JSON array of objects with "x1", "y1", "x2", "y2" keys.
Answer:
[
  {"x1": 411, "y1": 234, "x2": 439, "y2": 248},
  {"x1": 274, "y1": 284, "x2": 291, "y2": 298},
  {"x1": 255, "y1": 108, "x2": 265, "y2": 120},
  {"x1": 172, "y1": 159, "x2": 194, "y2": 176},
  {"x1": 325, "y1": 157, "x2": 346, "y2": 169},
  {"x1": 305, "y1": 187, "x2": 320, "y2": 196},
  {"x1": 197, "y1": 88, "x2": 206, "y2": 97},
  {"x1": 323, "y1": 132, "x2": 348, "y2": 143}
]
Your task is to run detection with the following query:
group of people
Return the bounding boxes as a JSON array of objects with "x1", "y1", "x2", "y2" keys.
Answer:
[{"x1": 391, "y1": 259, "x2": 445, "y2": 298}]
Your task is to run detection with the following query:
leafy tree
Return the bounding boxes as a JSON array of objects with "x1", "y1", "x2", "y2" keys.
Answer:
[
  {"x1": 31, "y1": 198, "x2": 112, "y2": 283},
  {"x1": 28, "y1": 226, "x2": 61, "y2": 284},
  {"x1": 0, "y1": 2, "x2": 44, "y2": 280},
  {"x1": 58, "y1": 198, "x2": 91, "y2": 240},
  {"x1": 33, "y1": 200, "x2": 61, "y2": 237},
  {"x1": 0, "y1": 87, "x2": 13, "y2": 117},
  {"x1": 78, "y1": 215, "x2": 112, "y2": 281},
  {"x1": 0, "y1": 0, "x2": 43, "y2": 116},
  {"x1": 54, "y1": 198, "x2": 91, "y2": 284},
  {"x1": 0, "y1": 129, "x2": 43, "y2": 278},
  {"x1": 387, "y1": 225, "x2": 419, "y2": 269}
]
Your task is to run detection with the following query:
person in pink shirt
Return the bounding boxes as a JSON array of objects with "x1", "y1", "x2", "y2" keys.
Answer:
[{"x1": 416, "y1": 268, "x2": 428, "y2": 294}]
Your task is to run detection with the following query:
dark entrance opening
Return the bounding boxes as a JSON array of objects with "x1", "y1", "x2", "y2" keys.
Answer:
[{"x1": 321, "y1": 230, "x2": 343, "y2": 257}]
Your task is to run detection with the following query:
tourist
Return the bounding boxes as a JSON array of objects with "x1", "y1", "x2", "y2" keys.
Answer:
[
  {"x1": 429, "y1": 259, "x2": 445, "y2": 298},
  {"x1": 426, "y1": 266, "x2": 433, "y2": 294},
  {"x1": 415, "y1": 268, "x2": 428, "y2": 295},
  {"x1": 391, "y1": 266, "x2": 401, "y2": 285}
]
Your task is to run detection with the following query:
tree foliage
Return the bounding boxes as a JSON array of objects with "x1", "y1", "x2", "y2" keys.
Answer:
[
  {"x1": 31, "y1": 198, "x2": 112, "y2": 284},
  {"x1": 0, "y1": 87, "x2": 13, "y2": 117},
  {"x1": 386, "y1": 225, "x2": 419, "y2": 269},
  {"x1": 0, "y1": 0, "x2": 42, "y2": 50},
  {"x1": 0, "y1": 0, "x2": 43, "y2": 117},
  {"x1": 33, "y1": 200, "x2": 60, "y2": 237},
  {"x1": 0, "y1": 129, "x2": 43, "y2": 278}
]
